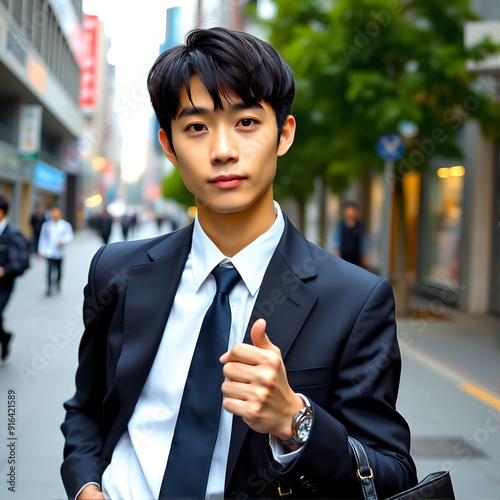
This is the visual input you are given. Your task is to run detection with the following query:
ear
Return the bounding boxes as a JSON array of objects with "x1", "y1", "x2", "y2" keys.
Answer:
[
  {"x1": 277, "y1": 115, "x2": 296, "y2": 157},
  {"x1": 158, "y1": 129, "x2": 178, "y2": 167}
]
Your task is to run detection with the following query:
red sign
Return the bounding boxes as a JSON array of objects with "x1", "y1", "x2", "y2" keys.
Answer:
[{"x1": 79, "y1": 14, "x2": 99, "y2": 110}]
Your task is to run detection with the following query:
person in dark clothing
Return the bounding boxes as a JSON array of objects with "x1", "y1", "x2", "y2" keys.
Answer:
[
  {"x1": 331, "y1": 201, "x2": 369, "y2": 267},
  {"x1": 97, "y1": 208, "x2": 113, "y2": 244},
  {"x1": 29, "y1": 203, "x2": 47, "y2": 253},
  {"x1": 120, "y1": 214, "x2": 133, "y2": 240},
  {"x1": 0, "y1": 196, "x2": 30, "y2": 360}
]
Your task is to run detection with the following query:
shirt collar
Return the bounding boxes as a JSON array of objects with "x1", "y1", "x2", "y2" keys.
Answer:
[
  {"x1": 0, "y1": 218, "x2": 8, "y2": 235},
  {"x1": 191, "y1": 201, "x2": 285, "y2": 296}
]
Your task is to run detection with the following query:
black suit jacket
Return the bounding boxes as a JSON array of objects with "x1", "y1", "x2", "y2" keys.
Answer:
[{"x1": 61, "y1": 215, "x2": 417, "y2": 499}]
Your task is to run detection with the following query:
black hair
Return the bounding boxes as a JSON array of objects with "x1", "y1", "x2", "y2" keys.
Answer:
[
  {"x1": 147, "y1": 27, "x2": 295, "y2": 150},
  {"x1": 343, "y1": 201, "x2": 359, "y2": 209},
  {"x1": 0, "y1": 196, "x2": 9, "y2": 215}
]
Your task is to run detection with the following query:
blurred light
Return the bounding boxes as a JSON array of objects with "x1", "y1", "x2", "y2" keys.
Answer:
[
  {"x1": 107, "y1": 198, "x2": 127, "y2": 218},
  {"x1": 84, "y1": 194, "x2": 103, "y2": 208},
  {"x1": 310, "y1": 110, "x2": 324, "y2": 123},
  {"x1": 146, "y1": 184, "x2": 161, "y2": 201},
  {"x1": 450, "y1": 165, "x2": 465, "y2": 177},
  {"x1": 257, "y1": 0, "x2": 277, "y2": 19},
  {"x1": 405, "y1": 60, "x2": 420, "y2": 74},
  {"x1": 187, "y1": 206, "x2": 197, "y2": 219},
  {"x1": 436, "y1": 168, "x2": 450, "y2": 178},
  {"x1": 92, "y1": 156, "x2": 107, "y2": 171},
  {"x1": 436, "y1": 166, "x2": 465, "y2": 179},
  {"x1": 397, "y1": 120, "x2": 419, "y2": 139}
]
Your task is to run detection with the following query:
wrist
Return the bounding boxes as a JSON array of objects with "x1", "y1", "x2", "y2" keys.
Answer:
[{"x1": 276, "y1": 393, "x2": 305, "y2": 441}]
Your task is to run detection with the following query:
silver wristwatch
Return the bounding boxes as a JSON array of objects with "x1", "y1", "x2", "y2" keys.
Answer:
[{"x1": 282, "y1": 402, "x2": 313, "y2": 448}]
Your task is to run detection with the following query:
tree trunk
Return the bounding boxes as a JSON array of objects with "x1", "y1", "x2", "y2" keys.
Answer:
[
  {"x1": 392, "y1": 176, "x2": 410, "y2": 317},
  {"x1": 297, "y1": 197, "x2": 306, "y2": 235},
  {"x1": 318, "y1": 178, "x2": 328, "y2": 248}
]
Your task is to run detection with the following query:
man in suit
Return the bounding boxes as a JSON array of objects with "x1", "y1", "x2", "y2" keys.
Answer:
[
  {"x1": 61, "y1": 27, "x2": 417, "y2": 499},
  {"x1": 0, "y1": 196, "x2": 30, "y2": 361}
]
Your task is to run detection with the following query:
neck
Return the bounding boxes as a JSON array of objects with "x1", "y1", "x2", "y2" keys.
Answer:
[{"x1": 198, "y1": 197, "x2": 276, "y2": 257}]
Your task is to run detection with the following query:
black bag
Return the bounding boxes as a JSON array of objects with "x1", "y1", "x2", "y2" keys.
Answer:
[
  {"x1": 0, "y1": 226, "x2": 30, "y2": 277},
  {"x1": 348, "y1": 437, "x2": 455, "y2": 500}
]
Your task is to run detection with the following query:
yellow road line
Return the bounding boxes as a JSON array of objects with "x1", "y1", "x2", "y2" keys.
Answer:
[{"x1": 459, "y1": 383, "x2": 500, "y2": 411}]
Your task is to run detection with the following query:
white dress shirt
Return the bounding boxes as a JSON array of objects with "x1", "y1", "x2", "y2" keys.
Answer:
[
  {"x1": 102, "y1": 202, "x2": 288, "y2": 500},
  {"x1": 0, "y1": 218, "x2": 8, "y2": 236},
  {"x1": 37, "y1": 218, "x2": 73, "y2": 259}
]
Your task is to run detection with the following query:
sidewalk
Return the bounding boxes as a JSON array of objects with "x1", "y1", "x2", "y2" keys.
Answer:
[
  {"x1": 396, "y1": 296, "x2": 500, "y2": 499},
  {"x1": 0, "y1": 224, "x2": 498, "y2": 499},
  {"x1": 0, "y1": 221, "x2": 162, "y2": 500}
]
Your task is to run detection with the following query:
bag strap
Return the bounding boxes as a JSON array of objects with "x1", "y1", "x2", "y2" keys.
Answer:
[{"x1": 348, "y1": 437, "x2": 378, "y2": 500}]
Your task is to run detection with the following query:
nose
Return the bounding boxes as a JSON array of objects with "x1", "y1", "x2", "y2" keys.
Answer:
[{"x1": 210, "y1": 127, "x2": 238, "y2": 165}]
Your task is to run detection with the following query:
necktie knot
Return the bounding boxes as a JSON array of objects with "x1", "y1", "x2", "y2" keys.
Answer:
[{"x1": 212, "y1": 265, "x2": 241, "y2": 296}]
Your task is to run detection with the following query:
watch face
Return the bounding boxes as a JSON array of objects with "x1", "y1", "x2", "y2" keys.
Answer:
[{"x1": 297, "y1": 416, "x2": 312, "y2": 442}]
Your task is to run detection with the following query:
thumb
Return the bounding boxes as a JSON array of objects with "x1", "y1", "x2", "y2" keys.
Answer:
[{"x1": 250, "y1": 319, "x2": 273, "y2": 350}]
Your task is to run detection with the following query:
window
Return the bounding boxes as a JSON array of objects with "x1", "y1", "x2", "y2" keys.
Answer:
[{"x1": 420, "y1": 166, "x2": 465, "y2": 288}]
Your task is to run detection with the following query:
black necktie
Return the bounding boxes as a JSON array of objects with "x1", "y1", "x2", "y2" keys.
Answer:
[{"x1": 159, "y1": 265, "x2": 241, "y2": 499}]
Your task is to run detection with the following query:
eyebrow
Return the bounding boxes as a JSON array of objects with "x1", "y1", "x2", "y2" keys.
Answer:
[{"x1": 176, "y1": 101, "x2": 265, "y2": 120}]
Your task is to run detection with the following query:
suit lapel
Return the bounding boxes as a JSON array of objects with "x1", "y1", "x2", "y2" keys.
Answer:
[{"x1": 226, "y1": 216, "x2": 318, "y2": 486}]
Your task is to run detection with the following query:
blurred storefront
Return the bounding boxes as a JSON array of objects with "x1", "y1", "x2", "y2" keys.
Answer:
[
  {"x1": 492, "y1": 144, "x2": 500, "y2": 314},
  {"x1": 0, "y1": 0, "x2": 83, "y2": 233},
  {"x1": 364, "y1": 15, "x2": 500, "y2": 316},
  {"x1": 419, "y1": 165, "x2": 464, "y2": 291}
]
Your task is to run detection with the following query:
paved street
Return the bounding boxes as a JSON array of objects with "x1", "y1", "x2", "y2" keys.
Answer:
[
  {"x1": 397, "y1": 303, "x2": 500, "y2": 499},
  {"x1": 0, "y1": 222, "x2": 499, "y2": 499}
]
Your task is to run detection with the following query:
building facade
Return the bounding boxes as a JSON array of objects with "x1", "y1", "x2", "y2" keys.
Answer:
[{"x1": 0, "y1": 0, "x2": 83, "y2": 233}]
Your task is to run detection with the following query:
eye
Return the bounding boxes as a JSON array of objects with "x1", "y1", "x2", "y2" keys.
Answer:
[
  {"x1": 187, "y1": 123, "x2": 206, "y2": 132},
  {"x1": 238, "y1": 118, "x2": 256, "y2": 127}
]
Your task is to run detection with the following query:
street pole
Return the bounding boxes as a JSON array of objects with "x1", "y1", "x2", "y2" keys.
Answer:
[{"x1": 379, "y1": 159, "x2": 394, "y2": 281}]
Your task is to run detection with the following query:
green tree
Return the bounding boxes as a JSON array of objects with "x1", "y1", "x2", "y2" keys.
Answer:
[
  {"x1": 256, "y1": 0, "x2": 500, "y2": 312},
  {"x1": 162, "y1": 168, "x2": 195, "y2": 208}
]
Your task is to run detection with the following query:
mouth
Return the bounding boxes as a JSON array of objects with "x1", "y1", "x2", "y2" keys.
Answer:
[{"x1": 209, "y1": 174, "x2": 246, "y2": 189}]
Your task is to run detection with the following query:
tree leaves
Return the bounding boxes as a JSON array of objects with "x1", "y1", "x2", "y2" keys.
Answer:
[{"x1": 258, "y1": 0, "x2": 500, "y2": 198}]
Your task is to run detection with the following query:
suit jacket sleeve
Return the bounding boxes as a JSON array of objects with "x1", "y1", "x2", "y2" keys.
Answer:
[
  {"x1": 274, "y1": 279, "x2": 417, "y2": 498},
  {"x1": 60, "y1": 245, "x2": 113, "y2": 498}
]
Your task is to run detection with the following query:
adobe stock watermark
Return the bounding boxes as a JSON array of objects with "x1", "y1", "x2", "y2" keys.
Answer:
[
  {"x1": 340, "y1": 0, "x2": 403, "y2": 62},
  {"x1": 16, "y1": 320, "x2": 81, "y2": 386}
]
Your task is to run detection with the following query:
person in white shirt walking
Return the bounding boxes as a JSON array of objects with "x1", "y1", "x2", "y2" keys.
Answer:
[{"x1": 38, "y1": 206, "x2": 73, "y2": 296}]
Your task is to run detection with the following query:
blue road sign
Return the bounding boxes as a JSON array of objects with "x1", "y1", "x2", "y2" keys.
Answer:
[{"x1": 376, "y1": 133, "x2": 405, "y2": 160}]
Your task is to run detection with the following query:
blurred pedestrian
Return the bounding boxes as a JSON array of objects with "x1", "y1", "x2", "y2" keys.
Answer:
[
  {"x1": 0, "y1": 196, "x2": 30, "y2": 361},
  {"x1": 331, "y1": 201, "x2": 370, "y2": 268},
  {"x1": 129, "y1": 211, "x2": 138, "y2": 238},
  {"x1": 29, "y1": 203, "x2": 47, "y2": 253},
  {"x1": 168, "y1": 210, "x2": 180, "y2": 232},
  {"x1": 38, "y1": 206, "x2": 74, "y2": 296},
  {"x1": 120, "y1": 213, "x2": 132, "y2": 240},
  {"x1": 97, "y1": 207, "x2": 113, "y2": 244},
  {"x1": 155, "y1": 214, "x2": 164, "y2": 231}
]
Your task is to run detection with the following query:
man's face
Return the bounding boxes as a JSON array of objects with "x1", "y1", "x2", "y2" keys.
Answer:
[
  {"x1": 158, "y1": 75, "x2": 295, "y2": 221},
  {"x1": 344, "y1": 205, "x2": 358, "y2": 221},
  {"x1": 52, "y1": 208, "x2": 62, "y2": 221}
]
